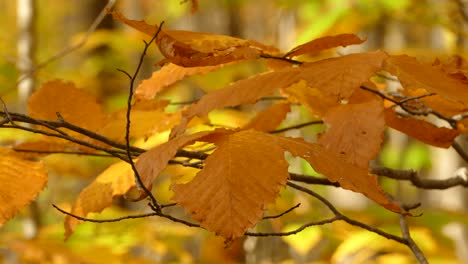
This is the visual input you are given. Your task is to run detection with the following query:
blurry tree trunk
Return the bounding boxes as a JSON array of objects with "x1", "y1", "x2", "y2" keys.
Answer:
[
  {"x1": 17, "y1": 0, "x2": 40, "y2": 242},
  {"x1": 17, "y1": 0, "x2": 36, "y2": 111}
]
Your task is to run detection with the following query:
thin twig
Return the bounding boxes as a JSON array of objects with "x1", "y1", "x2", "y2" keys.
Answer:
[
  {"x1": 286, "y1": 182, "x2": 407, "y2": 244},
  {"x1": 263, "y1": 203, "x2": 301, "y2": 219},
  {"x1": 271, "y1": 120, "x2": 323, "y2": 134},
  {"x1": 452, "y1": 141, "x2": 468, "y2": 163},
  {"x1": 12, "y1": 148, "x2": 117, "y2": 157},
  {"x1": 246, "y1": 217, "x2": 339, "y2": 237},
  {"x1": 53, "y1": 204, "x2": 158, "y2": 222},
  {"x1": 399, "y1": 215, "x2": 428, "y2": 263},
  {"x1": 121, "y1": 23, "x2": 165, "y2": 213},
  {"x1": 260, "y1": 54, "x2": 303, "y2": 65},
  {"x1": 360, "y1": 85, "x2": 459, "y2": 128}
]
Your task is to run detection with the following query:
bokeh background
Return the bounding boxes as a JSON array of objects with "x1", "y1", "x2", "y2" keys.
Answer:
[{"x1": 0, "y1": 0, "x2": 467, "y2": 263}]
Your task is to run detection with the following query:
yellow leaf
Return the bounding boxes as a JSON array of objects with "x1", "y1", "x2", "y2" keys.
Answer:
[
  {"x1": 64, "y1": 161, "x2": 134, "y2": 239},
  {"x1": 28, "y1": 80, "x2": 106, "y2": 132},
  {"x1": 285, "y1": 33, "x2": 366, "y2": 58},
  {"x1": 243, "y1": 102, "x2": 291, "y2": 132},
  {"x1": 0, "y1": 148, "x2": 47, "y2": 226}
]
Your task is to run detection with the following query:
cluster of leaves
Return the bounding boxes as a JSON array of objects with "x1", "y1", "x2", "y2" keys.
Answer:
[{"x1": 1, "y1": 10, "x2": 467, "y2": 261}]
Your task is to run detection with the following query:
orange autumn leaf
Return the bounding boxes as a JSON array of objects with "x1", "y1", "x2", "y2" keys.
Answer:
[
  {"x1": 317, "y1": 97, "x2": 385, "y2": 168},
  {"x1": 98, "y1": 100, "x2": 180, "y2": 142},
  {"x1": 172, "y1": 130, "x2": 400, "y2": 241},
  {"x1": 297, "y1": 51, "x2": 388, "y2": 100},
  {"x1": 282, "y1": 80, "x2": 337, "y2": 117},
  {"x1": 285, "y1": 33, "x2": 366, "y2": 58},
  {"x1": 243, "y1": 103, "x2": 291, "y2": 132},
  {"x1": 171, "y1": 51, "x2": 387, "y2": 137},
  {"x1": 273, "y1": 135, "x2": 399, "y2": 213},
  {"x1": 135, "y1": 63, "x2": 222, "y2": 100},
  {"x1": 64, "y1": 161, "x2": 134, "y2": 239},
  {"x1": 136, "y1": 129, "x2": 232, "y2": 191},
  {"x1": 384, "y1": 55, "x2": 468, "y2": 105},
  {"x1": 0, "y1": 148, "x2": 48, "y2": 226},
  {"x1": 403, "y1": 88, "x2": 468, "y2": 117},
  {"x1": 112, "y1": 11, "x2": 279, "y2": 67},
  {"x1": 172, "y1": 130, "x2": 291, "y2": 241},
  {"x1": 28, "y1": 80, "x2": 106, "y2": 132},
  {"x1": 384, "y1": 109, "x2": 460, "y2": 148}
]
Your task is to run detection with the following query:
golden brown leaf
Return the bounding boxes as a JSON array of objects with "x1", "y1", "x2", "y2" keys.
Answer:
[
  {"x1": 112, "y1": 11, "x2": 279, "y2": 67},
  {"x1": 28, "y1": 80, "x2": 106, "y2": 132},
  {"x1": 64, "y1": 161, "x2": 134, "y2": 239},
  {"x1": 172, "y1": 130, "x2": 400, "y2": 240},
  {"x1": 0, "y1": 148, "x2": 48, "y2": 226},
  {"x1": 172, "y1": 130, "x2": 291, "y2": 241},
  {"x1": 384, "y1": 109, "x2": 460, "y2": 148},
  {"x1": 285, "y1": 33, "x2": 366, "y2": 58},
  {"x1": 298, "y1": 51, "x2": 388, "y2": 100},
  {"x1": 135, "y1": 63, "x2": 222, "y2": 100},
  {"x1": 274, "y1": 135, "x2": 399, "y2": 213},
  {"x1": 171, "y1": 51, "x2": 387, "y2": 137},
  {"x1": 317, "y1": 97, "x2": 385, "y2": 168},
  {"x1": 384, "y1": 55, "x2": 468, "y2": 105},
  {"x1": 243, "y1": 103, "x2": 291, "y2": 132}
]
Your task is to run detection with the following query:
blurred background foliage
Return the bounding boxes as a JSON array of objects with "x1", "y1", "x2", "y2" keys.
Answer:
[{"x1": 0, "y1": 0, "x2": 467, "y2": 263}]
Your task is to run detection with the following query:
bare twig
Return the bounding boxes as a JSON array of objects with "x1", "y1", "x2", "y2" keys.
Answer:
[
  {"x1": 360, "y1": 85, "x2": 460, "y2": 128},
  {"x1": 371, "y1": 167, "x2": 468, "y2": 189},
  {"x1": 452, "y1": 141, "x2": 468, "y2": 163},
  {"x1": 263, "y1": 203, "x2": 301, "y2": 219},
  {"x1": 119, "y1": 23, "x2": 165, "y2": 213},
  {"x1": 399, "y1": 215, "x2": 428, "y2": 263},
  {"x1": 53, "y1": 204, "x2": 158, "y2": 222},
  {"x1": 271, "y1": 120, "x2": 323, "y2": 134},
  {"x1": 286, "y1": 182, "x2": 407, "y2": 243},
  {"x1": 260, "y1": 54, "x2": 303, "y2": 65},
  {"x1": 246, "y1": 217, "x2": 339, "y2": 237}
]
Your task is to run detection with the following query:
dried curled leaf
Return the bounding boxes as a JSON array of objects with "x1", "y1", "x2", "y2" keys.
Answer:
[
  {"x1": 112, "y1": 11, "x2": 279, "y2": 67},
  {"x1": 285, "y1": 33, "x2": 366, "y2": 58},
  {"x1": 0, "y1": 148, "x2": 48, "y2": 226}
]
